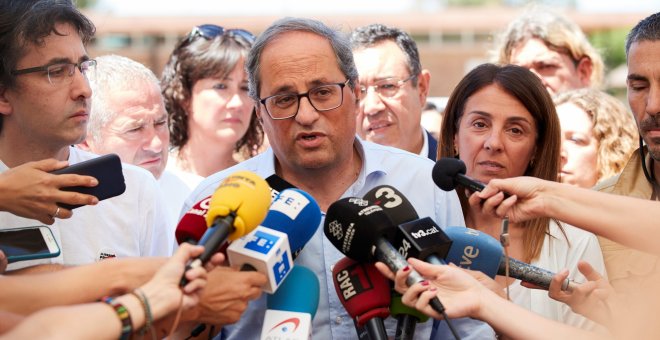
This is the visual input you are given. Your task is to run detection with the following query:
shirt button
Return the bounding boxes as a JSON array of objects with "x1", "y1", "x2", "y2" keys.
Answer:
[
  {"x1": 330, "y1": 264, "x2": 335, "y2": 271},
  {"x1": 335, "y1": 316, "x2": 342, "y2": 324}
]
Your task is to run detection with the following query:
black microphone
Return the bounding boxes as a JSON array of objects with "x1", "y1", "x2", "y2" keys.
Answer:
[
  {"x1": 432, "y1": 157, "x2": 486, "y2": 193},
  {"x1": 324, "y1": 197, "x2": 447, "y2": 314}
]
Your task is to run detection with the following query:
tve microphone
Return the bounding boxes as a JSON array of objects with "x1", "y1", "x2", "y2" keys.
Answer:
[
  {"x1": 181, "y1": 171, "x2": 271, "y2": 285},
  {"x1": 333, "y1": 257, "x2": 390, "y2": 340},
  {"x1": 175, "y1": 195, "x2": 211, "y2": 244},
  {"x1": 390, "y1": 292, "x2": 429, "y2": 340},
  {"x1": 365, "y1": 185, "x2": 452, "y2": 266},
  {"x1": 324, "y1": 197, "x2": 446, "y2": 314},
  {"x1": 226, "y1": 188, "x2": 321, "y2": 293},
  {"x1": 432, "y1": 157, "x2": 486, "y2": 193},
  {"x1": 261, "y1": 265, "x2": 320, "y2": 340},
  {"x1": 444, "y1": 226, "x2": 575, "y2": 291}
]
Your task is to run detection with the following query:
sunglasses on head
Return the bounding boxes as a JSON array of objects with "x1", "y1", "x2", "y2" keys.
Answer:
[{"x1": 187, "y1": 24, "x2": 255, "y2": 44}]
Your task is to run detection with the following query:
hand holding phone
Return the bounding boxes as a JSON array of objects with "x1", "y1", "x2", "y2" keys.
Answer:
[
  {"x1": 0, "y1": 159, "x2": 100, "y2": 224},
  {"x1": 0, "y1": 226, "x2": 60, "y2": 264},
  {"x1": 50, "y1": 154, "x2": 126, "y2": 210}
]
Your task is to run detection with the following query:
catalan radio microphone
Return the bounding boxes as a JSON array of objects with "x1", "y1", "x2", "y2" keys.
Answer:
[
  {"x1": 332, "y1": 257, "x2": 390, "y2": 340},
  {"x1": 227, "y1": 188, "x2": 322, "y2": 292},
  {"x1": 432, "y1": 157, "x2": 486, "y2": 193},
  {"x1": 180, "y1": 171, "x2": 271, "y2": 286},
  {"x1": 364, "y1": 185, "x2": 453, "y2": 266},
  {"x1": 261, "y1": 265, "x2": 320, "y2": 340},
  {"x1": 323, "y1": 198, "x2": 447, "y2": 315},
  {"x1": 390, "y1": 292, "x2": 429, "y2": 340},
  {"x1": 175, "y1": 195, "x2": 212, "y2": 244},
  {"x1": 444, "y1": 226, "x2": 575, "y2": 291}
]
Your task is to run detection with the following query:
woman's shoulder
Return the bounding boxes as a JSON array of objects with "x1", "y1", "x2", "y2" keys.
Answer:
[{"x1": 548, "y1": 220, "x2": 599, "y2": 246}]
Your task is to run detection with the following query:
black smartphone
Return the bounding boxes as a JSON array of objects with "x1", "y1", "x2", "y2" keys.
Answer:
[
  {"x1": 50, "y1": 153, "x2": 126, "y2": 209},
  {"x1": 0, "y1": 226, "x2": 60, "y2": 263}
]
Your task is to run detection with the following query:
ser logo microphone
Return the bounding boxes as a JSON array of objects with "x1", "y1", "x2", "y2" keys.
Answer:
[{"x1": 334, "y1": 262, "x2": 375, "y2": 301}]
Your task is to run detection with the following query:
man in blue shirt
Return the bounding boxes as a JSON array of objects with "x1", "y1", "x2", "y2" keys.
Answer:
[{"x1": 183, "y1": 17, "x2": 495, "y2": 339}]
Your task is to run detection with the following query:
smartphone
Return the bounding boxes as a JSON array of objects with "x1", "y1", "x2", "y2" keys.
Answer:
[
  {"x1": 0, "y1": 226, "x2": 61, "y2": 263},
  {"x1": 50, "y1": 153, "x2": 126, "y2": 209}
]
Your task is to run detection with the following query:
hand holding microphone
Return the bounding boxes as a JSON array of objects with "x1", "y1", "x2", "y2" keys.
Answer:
[{"x1": 180, "y1": 171, "x2": 271, "y2": 286}]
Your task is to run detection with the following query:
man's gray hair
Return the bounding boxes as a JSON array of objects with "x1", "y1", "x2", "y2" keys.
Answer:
[
  {"x1": 246, "y1": 17, "x2": 358, "y2": 101},
  {"x1": 625, "y1": 12, "x2": 660, "y2": 57},
  {"x1": 88, "y1": 55, "x2": 161, "y2": 142}
]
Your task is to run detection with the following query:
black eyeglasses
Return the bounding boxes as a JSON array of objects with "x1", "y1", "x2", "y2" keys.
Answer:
[
  {"x1": 259, "y1": 80, "x2": 350, "y2": 120},
  {"x1": 11, "y1": 59, "x2": 97, "y2": 86},
  {"x1": 186, "y1": 24, "x2": 255, "y2": 44}
]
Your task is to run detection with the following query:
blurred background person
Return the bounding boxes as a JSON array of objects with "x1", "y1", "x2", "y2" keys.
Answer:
[
  {"x1": 554, "y1": 88, "x2": 638, "y2": 188},
  {"x1": 421, "y1": 101, "x2": 443, "y2": 141},
  {"x1": 350, "y1": 24, "x2": 437, "y2": 160},
  {"x1": 80, "y1": 54, "x2": 190, "y2": 226},
  {"x1": 161, "y1": 24, "x2": 263, "y2": 187},
  {"x1": 438, "y1": 63, "x2": 605, "y2": 330},
  {"x1": 491, "y1": 8, "x2": 605, "y2": 96}
]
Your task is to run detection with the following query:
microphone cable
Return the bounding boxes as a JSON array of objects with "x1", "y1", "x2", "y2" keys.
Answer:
[{"x1": 500, "y1": 216, "x2": 511, "y2": 300}]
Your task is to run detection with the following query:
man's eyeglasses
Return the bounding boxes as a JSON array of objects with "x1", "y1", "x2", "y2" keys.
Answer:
[
  {"x1": 259, "y1": 79, "x2": 350, "y2": 120},
  {"x1": 186, "y1": 24, "x2": 255, "y2": 45},
  {"x1": 11, "y1": 59, "x2": 97, "y2": 86},
  {"x1": 358, "y1": 74, "x2": 416, "y2": 99}
]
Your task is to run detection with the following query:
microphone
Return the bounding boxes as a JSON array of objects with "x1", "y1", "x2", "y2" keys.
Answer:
[
  {"x1": 261, "y1": 188, "x2": 322, "y2": 259},
  {"x1": 365, "y1": 185, "x2": 452, "y2": 266},
  {"x1": 390, "y1": 292, "x2": 429, "y2": 340},
  {"x1": 323, "y1": 197, "x2": 447, "y2": 314},
  {"x1": 261, "y1": 265, "x2": 320, "y2": 340},
  {"x1": 432, "y1": 157, "x2": 485, "y2": 193},
  {"x1": 444, "y1": 226, "x2": 575, "y2": 291},
  {"x1": 175, "y1": 195, "x2": 211, "y2": 244},
  {"x1": 332, "y1": 257, "x2": 390, "y2": 340},
  {"x1": 226, "y1": 188, "x2": 322, "y2": 293},
  {"x1": 181, "y1": 171, "x2": 271, "y2": 286}
]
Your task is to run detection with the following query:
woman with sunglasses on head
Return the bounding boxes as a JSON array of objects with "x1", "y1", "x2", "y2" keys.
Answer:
[{"x1": 161, "y1": 25, "x2": 263, "y2": 186}]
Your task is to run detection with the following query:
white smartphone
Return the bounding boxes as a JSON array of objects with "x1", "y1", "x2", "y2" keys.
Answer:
[{"x1": 0, "y1": 226, "x2": 61, "y2": 263}]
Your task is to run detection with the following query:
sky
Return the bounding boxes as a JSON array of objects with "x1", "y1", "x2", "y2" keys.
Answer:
[{"x1": 94, "y1": 0, "x2": 658, "y2": 16}]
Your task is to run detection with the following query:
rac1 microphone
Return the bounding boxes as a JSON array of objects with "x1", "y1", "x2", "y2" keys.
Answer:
[
  {"x1": 432, "y1": 157, "x2": 486, "y2": 193},
  {"x1": 261, "y1": 265, "x2": 320, "y2": 340},
  {"x1": 444, "y1": 226, "x2": 575, "y2": 291},
  {"x1": 175, "y1": 195, "x2": 211, "y2": 244},
  {"x1": 226, "y1": 188, "x2": 322, "y2": 293},
  {"x1": 333, "y1": 257, "x2": 390, "y2": 340},
  {"x1": 181, "y1": 171, "x2": 271, "y2": 286}
]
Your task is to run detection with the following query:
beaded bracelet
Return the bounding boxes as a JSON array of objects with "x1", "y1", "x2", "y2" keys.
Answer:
[
  {"x1": 130, "y1": 289, "x2": 156, "y2": 340},
  {"x1": 102, "y1": 296, "x2": 132, "y2": 340}
]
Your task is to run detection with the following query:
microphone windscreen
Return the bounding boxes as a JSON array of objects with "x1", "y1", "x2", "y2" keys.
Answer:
[
  {"x1": 267, "y1": 265, "x2": 320, "y2": 318},
  {"x1": 363, "y1": 185, "x2": 419, "y2": 224},
  {"x1": 444, "y1": 226, "x2": 503, "y2": 278},
  {"x1": 324, "y1": 197, "x2": 396, "y2": 262},
  {"x1": 205, "y1": 171, "x2": 271, "y2": 240},
  {"x1": 432, "y1": 157, "x2": 467, "y2": 191},
  {"x1": 332, "y1": 257, "x2": 390, "y2": 326},
  {"x1": 262, "y1": 188, "x2": 321, "y2": 254},
  {"x1": 390, "y1": 293, "x2": 429, "y2": 322},
  {"x1": 175, "y1": 195, "x2": 211, "y2": 244}
]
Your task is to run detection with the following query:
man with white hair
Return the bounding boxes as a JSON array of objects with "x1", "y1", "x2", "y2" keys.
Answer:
[{"x1": 79, "y1": 54, "x2": 191, "y2": 225}]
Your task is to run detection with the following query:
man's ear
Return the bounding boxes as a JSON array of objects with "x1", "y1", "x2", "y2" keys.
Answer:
[
  {"x1": 576, "y1": 57, "x2": 593, "y2": 87},
  {"x1": 0, "y1": 85, "x2": 13, "y2": 117},
  {"x1": 417, "y1": 69, "x2": 431, "y2": 104}
]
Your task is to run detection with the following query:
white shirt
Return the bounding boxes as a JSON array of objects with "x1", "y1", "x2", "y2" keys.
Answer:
[
  {"x1": 1, "y1": 147, "x2": 173, "y2": 269},
  {"x1": 509, "y1": 220, "x2": 606, "y2": 330}
]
